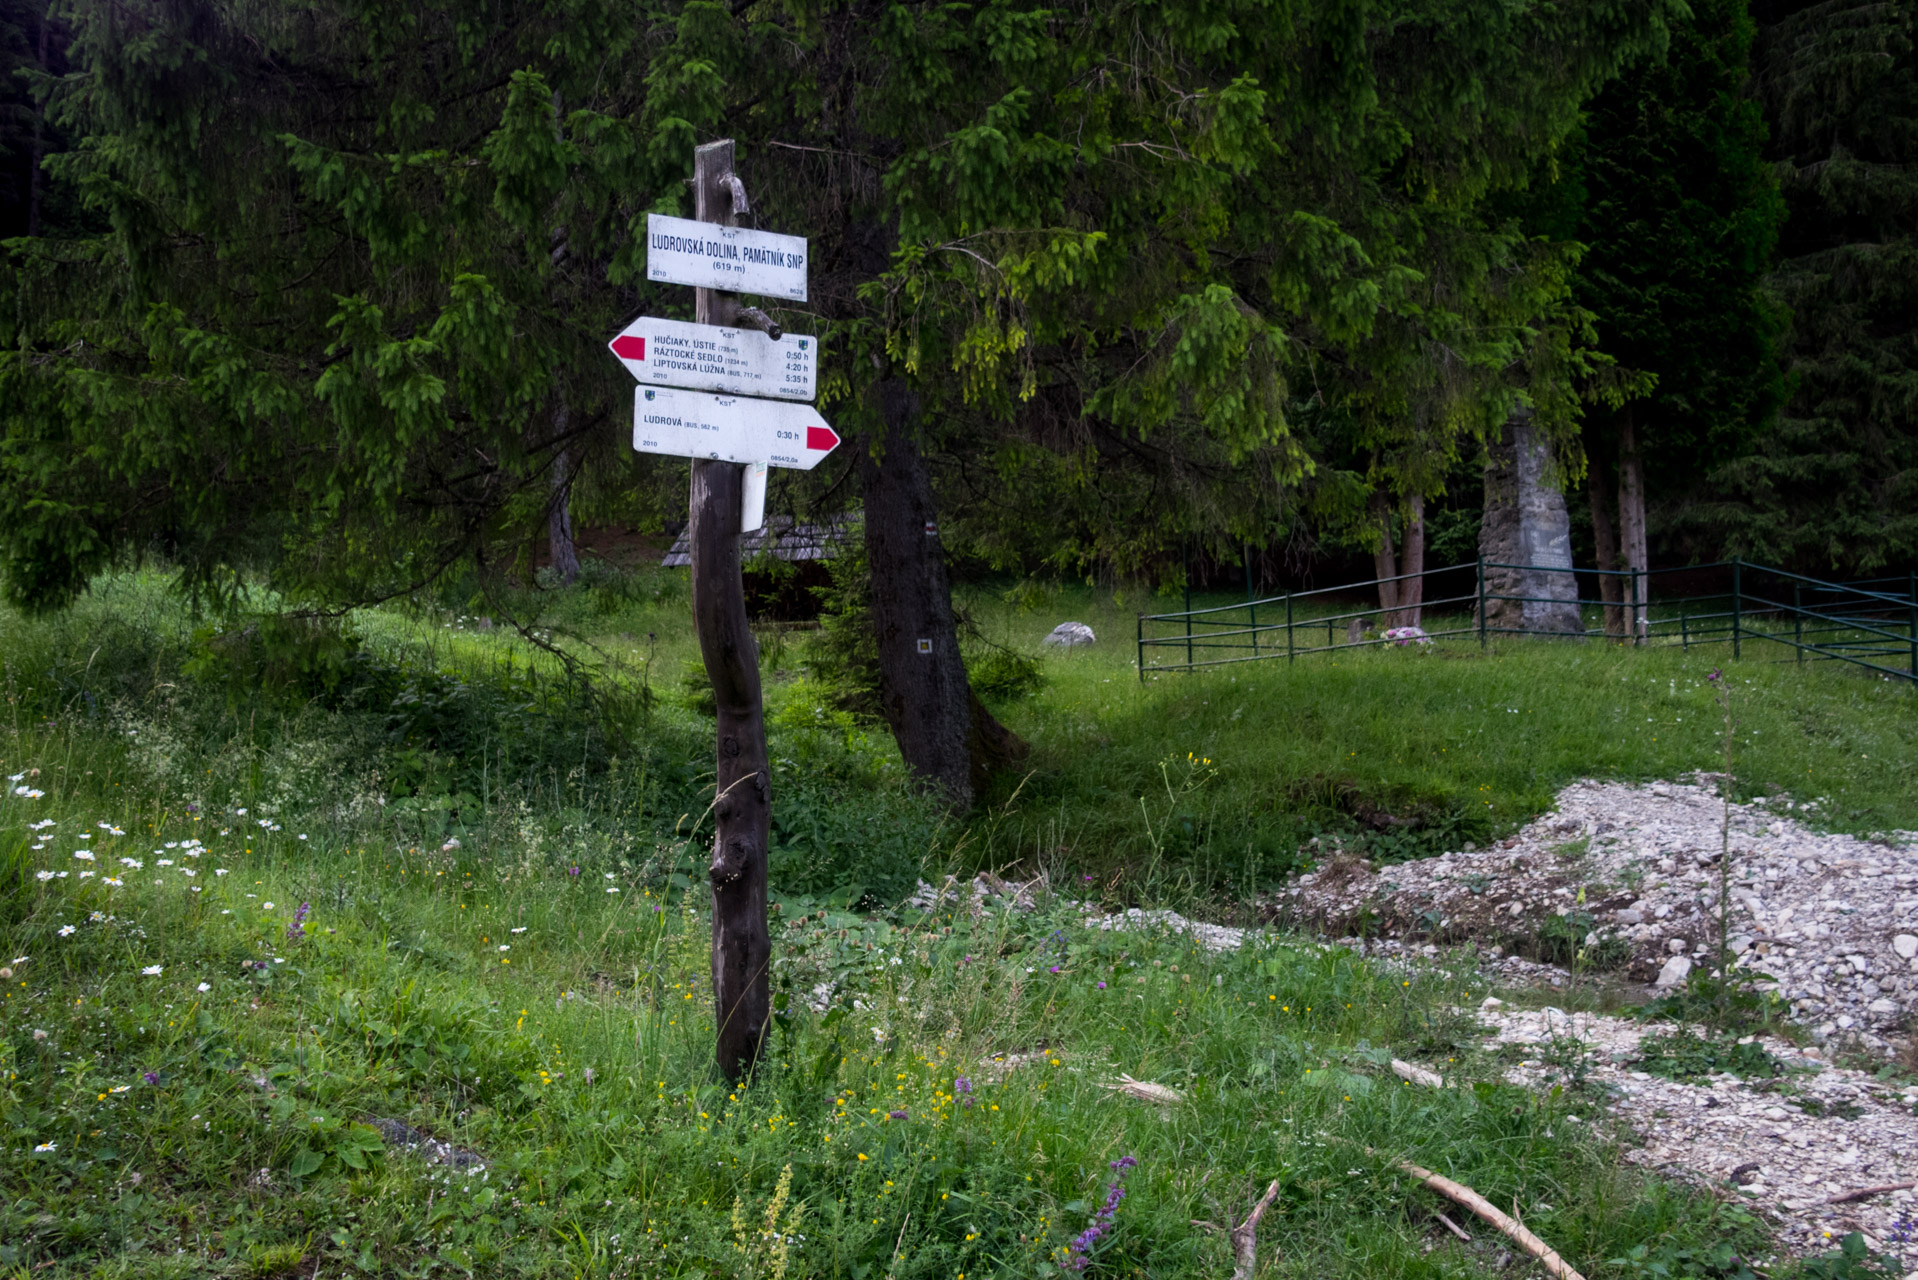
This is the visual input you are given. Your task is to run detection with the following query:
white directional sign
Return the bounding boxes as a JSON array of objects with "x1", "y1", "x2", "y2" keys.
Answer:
[
  {"x1": 646, "y1": 214, "x2": 808, "y2": 300},
  {"x1": 632, "y1": 386, "x2": 840, "y2": 470},
  {"x1": 608, "y1": 316, "x2": 816, "y2": 400}
]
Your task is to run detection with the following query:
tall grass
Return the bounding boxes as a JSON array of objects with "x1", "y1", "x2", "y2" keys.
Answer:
[
  {"x1": 0, "y1": 572, "x2": 1908, "y2": 1276},
  {"x1": 957, "y1": 583, "x2": 1918, "y2": 902}
]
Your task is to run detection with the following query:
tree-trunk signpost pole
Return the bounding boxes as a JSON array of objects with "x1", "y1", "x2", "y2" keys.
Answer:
[{"x1": 609, "y1": 139, "x2": 837, "y2": 1083}]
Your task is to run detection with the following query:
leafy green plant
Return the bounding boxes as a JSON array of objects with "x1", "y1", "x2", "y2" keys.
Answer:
[
  {"x1": 283, "y1": 1113, "x2": 386, "y2": 1181},
  {"x1": 1633, "y1": 1029, "x2": 1782, "y2": 1080},
  {"x1": 1791, "y1": 1232, "x2": 1906, "y2": 1280}
]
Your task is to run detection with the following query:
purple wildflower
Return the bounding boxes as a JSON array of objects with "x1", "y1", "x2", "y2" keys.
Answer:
[
  {"x1": 1064, "y1": 1155, "x2": 1138, "y2": 1270},
  {"x1": 1049, "y1": 965, "x2": 1061, "y2": 974},
  {"x1": 142, "y1": 1071, "x2": 160, "y2": 1086},
  {"x1": 1707, "y1": 668, "x2": 1723, "y2": 683},
  {"x1": 1097, "y1": 981, "x2": 1107, "y2": 989},
  {"x1": 568, "y1": 865, "x2": 581, "y2": 878},
  {"x1": 888, "y1": 1109, "x2": 908, "y2": 1120},
  {"x1": 953, "y1": 1076, "x2": 972, "y2": 1093},
  {"x1": 286, "y1": 902, "x2": 310, "y2": 942}
]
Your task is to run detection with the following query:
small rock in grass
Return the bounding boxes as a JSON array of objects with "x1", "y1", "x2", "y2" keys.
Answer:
[
  {"x1": 1041, "y1": 622, "x2": 1097, "y2": 647},
  {"x1": 1656, "y1": 955, "x2": 1693, "y2": 987}
]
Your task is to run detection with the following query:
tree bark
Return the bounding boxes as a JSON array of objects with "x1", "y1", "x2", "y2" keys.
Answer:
[
  {"x1": 690, "y1": 139, "x2": 769, "y2": 1084},
  {"x1": 1398, "y1": 493, "x2": 1426, "y2": 628},
  {"x1": 1616, "y1": 407, "x2": 1649, "y2": 639},
  {"x1": 547, "y1": 400, "x2": 581, "y2": 586},
  {"x1": 860, "y1": 384, "x2": 978, "y2": 810},
  {"x1": 1585, "y1": 432, "x2": 1624, "y2": 637},
  {"x1": 1371, "y1": 488, "x2": 1400, "y2": 624}
]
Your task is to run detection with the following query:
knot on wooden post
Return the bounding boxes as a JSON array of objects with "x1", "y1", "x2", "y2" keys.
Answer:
[
  {"x1": 711, "y1": 837, "x2": 752, "y2": 885},
  {"x1": 721, "y1": 734, "x2": 742, "y2": 758}
]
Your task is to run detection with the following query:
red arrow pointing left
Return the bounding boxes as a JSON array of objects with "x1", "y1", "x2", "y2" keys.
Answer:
[{"x1": 611, "y1": 335, "x2": 645, "y2": 362}]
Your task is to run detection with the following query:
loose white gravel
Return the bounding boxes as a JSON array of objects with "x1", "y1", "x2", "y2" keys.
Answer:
[
  {"x1": 1456, "y1": 1003, "x2": 1918, "y2": 1266},
  {"x1": 1280, "y1": 777, "x2": 1918, "y2": 1054}
]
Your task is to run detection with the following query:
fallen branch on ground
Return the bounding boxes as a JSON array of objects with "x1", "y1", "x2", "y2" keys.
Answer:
[
  {"x1": 1102, "y1": 1074, "x2": 1184, "y2": 1105},
  {"x1": 1825, "y1": 1182, "x2": 1916, "y2": 1205},
  {"x1": 1199, "y1": 1180, "x2": 1282, "y2": 1280},
  {"x1": 1397, "y1": 1160, "x2": 1588, "y2": 1280},
  {"x1": 1392, "y1": 1058, "x2": 1445, "y2": 1088},
  {"x1": 1431, "y1": 1208, "x2": 1472, "y2": 1242}
]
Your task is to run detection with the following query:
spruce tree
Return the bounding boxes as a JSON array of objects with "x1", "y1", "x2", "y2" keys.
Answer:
[{"x1": 1714, "y1": 0, "x2": 1918, "y2": 572}]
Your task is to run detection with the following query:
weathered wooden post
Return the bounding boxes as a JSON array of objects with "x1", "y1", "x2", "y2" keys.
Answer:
[
  {"x1": 687, "y1": 140, "x2": 773, "y2": 1084},
  {"x1": 612, "y1": 140, "x2": 835, "y2": 1082}
]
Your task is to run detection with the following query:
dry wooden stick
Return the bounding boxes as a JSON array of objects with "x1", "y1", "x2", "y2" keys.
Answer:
[
  {"x1": 1398, "y1": 1160, "x2": 1588, "y2": 1280},
  {"x1": 1825, "y1": 1182, "x2": 1916, "y2": 1205},
  {"x1": 1392, "y1": 1058, "x2": 1445, "y2": 1088},
  {"x1": 1431, "y1": 1208, "x2": 1473, "y2": 1242},
  {"x1": 1229, "y1": 1180, "x2": 1282, "y2": 1280}
]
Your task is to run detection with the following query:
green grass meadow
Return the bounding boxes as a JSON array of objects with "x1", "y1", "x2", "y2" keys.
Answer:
[{"x1": 2, "y1": 568, "x2": 1913, "y2": 1278}]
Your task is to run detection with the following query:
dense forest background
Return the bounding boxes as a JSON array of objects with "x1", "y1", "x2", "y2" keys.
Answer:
[{"x1": 1, "y1": 0, "x2": 1912, "y2": 609}]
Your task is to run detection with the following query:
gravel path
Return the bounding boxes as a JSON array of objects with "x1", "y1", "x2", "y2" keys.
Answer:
[
  {"x1": 1279, "y1": 777, "x2": 1918, "y2": 1053},
  {"x1": 1457, "y1": 1004, "x2": 1918, "y2": 1265}
]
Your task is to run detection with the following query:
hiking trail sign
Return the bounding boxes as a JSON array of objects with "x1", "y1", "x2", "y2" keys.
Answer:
[
  {"x1": 631, "y1": 386, "x2": 839, "y2": 470},
  {"x1": 608, "y1": 315, "x2": 816, "y2": 400},
  {"x1": 645, "y1": 213, "x2": 808, "y2": 300}
]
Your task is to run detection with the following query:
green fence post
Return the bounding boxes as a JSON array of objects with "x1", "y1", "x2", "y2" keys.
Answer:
[
  {"x1": 1476, "y1": 558, "x2": 1488, "y2": 650},
  {"x1": 1681, "y1": 599, "x2": 1688, "y2": 651},
  {"x1": 1183, "y1": 563, "x2": 1193, "y2": 669},
  {"x1": 1137, "y1": 612, "x2": 1144, "y2": 683},
  {"x1": 1731, "y1": 559, "x2": 1742, "y2": 660},
  {"x1": 1245, "y1": 544, "x2": 1257, "y2": 655},
  {"x1": 1286, "y1": 592, "x2": 1295, "y2": 664},
  {"x1": 1794, "y1": 583, "x2": 1803, "y2": 664}
]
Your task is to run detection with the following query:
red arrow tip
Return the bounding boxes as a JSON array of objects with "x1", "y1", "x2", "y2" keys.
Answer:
[
  {"x1": 806, "y1": 424, "x2": 839, "y2": 453},
  {"x1": 611, "y1": 335, "x2": 646, "y2": 362}
]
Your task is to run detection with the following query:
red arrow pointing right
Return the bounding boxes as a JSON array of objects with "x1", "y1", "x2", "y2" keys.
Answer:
[{"x1": 806, "y1": 424, "x2": 840, "y2": 453}]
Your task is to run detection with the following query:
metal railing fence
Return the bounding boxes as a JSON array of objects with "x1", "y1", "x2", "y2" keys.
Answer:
[{"x1": 1137, "y1": 558, "x2": 1918, "y2": 685}]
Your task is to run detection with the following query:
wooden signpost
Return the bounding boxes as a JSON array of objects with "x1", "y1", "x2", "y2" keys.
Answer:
[{"x1": 618, "y1": 139, "x2": 833, "y2": 1083}]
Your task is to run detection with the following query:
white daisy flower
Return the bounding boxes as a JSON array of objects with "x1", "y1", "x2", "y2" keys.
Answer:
[
  {"x1": 142, "y1": 965, "x2": 162, "y2": 976},
  {"x1": 57, "y1": 925, "x2": 76, "y2": 937}
]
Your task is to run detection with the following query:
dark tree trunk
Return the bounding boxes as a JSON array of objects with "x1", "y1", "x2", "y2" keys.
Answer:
[
  {"x1": 690, "y1": 140, "x2": 769, "y2": 1084},
  {"x1": 859, "y1": 383, "x2": 978, "y2": 809},
  {"x1": 1370, "y1": 488, "x2": 1400, "y2": 623},
  {"x1": 1398, "y1": 493, "x2": 1425, "y2": 628},
  {"x1": 547, "y1": 401, "x2": 581, "y2": 586},
  {"x1": 1616, "y1": 407, "x2": 1649, "y2": 639},
  {"x1": 1586, "y1": 430, "x2": 1625, "y2": 636}
]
